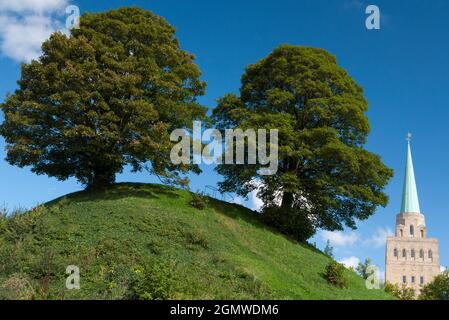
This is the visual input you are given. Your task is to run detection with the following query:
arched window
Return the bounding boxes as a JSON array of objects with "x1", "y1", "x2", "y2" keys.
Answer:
[
  {"x1": 410, "y1": 225, "x2": 414, "y2": 236},
  {"x1": 402, "y1": 249, "x2": 407, "y2": 258},
  {"x1": 411, "y1": 249, "x2": 415, "y2": 258},
  {"x1": 403, "y1": 276, "x2": 407, "y2": 283},
  {"x1": 420, "y1": 249, "x2": 424, "y2": 259},
  {"x1": 428, "y1": 250, "x2": 433, "y2": 259},
  {"x1": 400, "y1": 229, "x2": 403, "y2": 237},
  {"x1": 420, "y1": 276, "x2": 424, "y2": 285},
  {"x1": 394, "y1": 248, "x2": 398, "y2": 257},
  {"x1": 421, "y1": 230, "x2": 424, "y2": 238}
]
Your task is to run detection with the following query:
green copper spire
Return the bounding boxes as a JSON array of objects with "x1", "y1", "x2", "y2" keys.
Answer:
[{"x1": 400, "y1": 133, "x2": 421, "y2": 213}]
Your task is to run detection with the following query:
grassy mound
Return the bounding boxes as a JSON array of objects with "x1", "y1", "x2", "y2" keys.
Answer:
[{"x1": 0, "y1": 183, "x2": 393, "y2": 300}]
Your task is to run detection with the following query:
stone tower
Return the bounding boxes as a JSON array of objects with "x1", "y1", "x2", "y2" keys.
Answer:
[{"x1": 385, "y1": 134, "x2": 440, "y2": 294}]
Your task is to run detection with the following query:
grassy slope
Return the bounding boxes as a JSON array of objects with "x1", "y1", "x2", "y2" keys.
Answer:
[{"x1": 0, "y1": 183, "x2": 392, "y2": 300}]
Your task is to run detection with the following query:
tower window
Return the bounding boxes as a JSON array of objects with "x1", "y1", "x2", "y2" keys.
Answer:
[
  {"x1": 421, "y1": 230, "x2": 424, "y2": 238},
  {"x1": 402, "y1": 249, "x2": 407, "y2": 258},
  {"x1": 410, "y1": 225, "x2": 414, "y2": 236},
  {"x1": 411, "y1": 276, "x2": 415, "y2": 283},
  {"x1": 403, "y1": 276, "x2": 407, "y2": 284},
  {"x1": 420, "y1": 276, "x2": 424, "y2": 285},
  {"x1": 400, "y1": 229, "x2": 403, "y2": 237},
  {"x1": 411, "y1": 249, "x2": 415, "y2": 258},
  {"x1": 428, "y1": 250, "x2": 433, "y2": 259},
  {"x1": 420, "y1": 249, "x2": 424, "y2": 259},
  {"x1": 394, "y1": 248, "x2": 398, "y2": 257}
]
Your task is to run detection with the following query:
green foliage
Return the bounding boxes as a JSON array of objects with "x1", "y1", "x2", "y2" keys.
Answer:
[
  {"x1": 212, "y1": 45, "x2": 393, "y2": 241},
  {"x1": 323, "y1": 240, "x2": 334, "y2": 258},
  {"x1": 130, "y1": 261, "x2": 177, "y2": 300},
  {"x1": 0, "y1": 7, "x2": 206, "y2": 188},
  {"x1": 0, "y1": 274, "x2": 35, "y2": 300},
  {"x1": 384, "y1": 282, "x2": 415, "y2": 300},
  {"x1": 189, "y1": 191, "x2": 209, "y2": 210},
  {"x1": 0, "y1": 183, "x2": 393, "y2": 300},
  {"x1": 419, "y1": 270, "x2": 449, "y2": 300},
  {"x1": 324, "y1": 261, "x2": 346, "y2": 288},
  {"x1": 183, "y1": 230, "x2": 209, "y2": 249},
  {"x1": 261, "y1": 206, "x2": 315, "y2": 242},
  {"x1": 356, "y1": 258, "x2": 374, "y2": 280},
  {"x1": 30, "y1": 248, "x2": 58, "y2": 280}
]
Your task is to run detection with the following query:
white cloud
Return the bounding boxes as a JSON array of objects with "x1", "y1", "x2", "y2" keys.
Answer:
[
  {"x1": 339, "y1": 256, "x2": 360, "y2": 269},
  {"x1": 249, "y1": 189, "x2": 264, "y2": 211},
  {"x1": 363, "y1": 227, "x2": 394, "y2": 248},
  {"x1": 0, "y1": 0, "x2": 68, "y2": 62},
  {"x1": 0, "y1": 0, "x2": 67, "y2": 13},
  {"x1": 245, "y1": 179, "x2": 264, "y2": 212},
  {"x1": 321, "y1": 230, "x2": 358, "y2": 247},
  {"x1": 441, "y1": 266, "x2": 447, "y2": 273}
]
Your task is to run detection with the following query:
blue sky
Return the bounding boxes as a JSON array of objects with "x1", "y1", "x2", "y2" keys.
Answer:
[{"x1": 0, "y1": 0, "x2": 448, "y2": 280}]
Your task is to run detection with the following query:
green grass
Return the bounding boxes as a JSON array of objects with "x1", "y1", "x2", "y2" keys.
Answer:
[{"x1": 0, "y1": 183, "x2": 393, "y2": 300}]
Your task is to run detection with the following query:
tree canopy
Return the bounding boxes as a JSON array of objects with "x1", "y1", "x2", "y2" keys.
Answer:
[
  {"x1": 212, "y1": 45, "x2": 393, "y2": 241},
  {"x1": 0, "y1": 7, "x2": 206, "y2": 188},
  {"x1": 419, "y1": 270, "x2": 449, "y2": 300}
]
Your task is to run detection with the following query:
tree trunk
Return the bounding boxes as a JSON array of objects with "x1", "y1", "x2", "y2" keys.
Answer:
[
  {"x1": 281, "y1": 192, "x2": 294, "y2": 210},
  {"x1": 88, "y1": 169, "x2": 116, "y2": 189}
]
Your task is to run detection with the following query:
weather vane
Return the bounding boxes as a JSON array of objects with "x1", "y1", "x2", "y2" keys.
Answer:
[{"x1": 406, "y1": 132, "x2": 412, "y2": 142}]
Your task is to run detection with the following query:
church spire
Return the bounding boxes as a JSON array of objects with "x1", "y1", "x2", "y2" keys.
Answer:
[{"x1": 400, "y1": 133, "x2": 421, "y2": 213}]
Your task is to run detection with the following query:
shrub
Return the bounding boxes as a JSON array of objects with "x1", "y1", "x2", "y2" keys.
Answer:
[
  {"x1": 0, "y1": 274, "x2": 35, "y2": 300},
  {"x1": 30, "y1": 248, "x2": 57, "y2": 280},
  {"x1": 0, "y1": 245, "x2": 20, "y2": 275},
  {"x1": 3, "y1": 206, "x2": 43, "y2": 242},
  {"x1": 384, "y1": 282, "x2": 415, "y2": 300},
  {"x1": 419, "y1": 270, "x2": 449, "y2": 300},
  {"x1": 184, "y1": 230, "x2": 209, "y2": 249},
  {"x1": 324, "y1": 261, "x2": 346, "y2": 288},
  {"x1": 189, "y1": 192, "x2": 209, "y2": 210},
  {"x1": 103, "y1": 265, "x2": 138, "y2": 300},
  {"x1": 130, "y1": 261, "x2": 177, "y2": 300}
]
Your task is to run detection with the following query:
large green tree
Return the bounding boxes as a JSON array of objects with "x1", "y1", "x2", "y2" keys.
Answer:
[
  {"x1": 419, "y1": 270, "x2": 449, "y2": 300},
  {"x1": 212, "y1": 45, "x2": 393, "y2": 241},
  {"x1": 0, "y1": 8, "x2": 206, "y2": 188}
]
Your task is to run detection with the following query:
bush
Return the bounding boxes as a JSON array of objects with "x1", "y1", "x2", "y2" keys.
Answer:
[
  {"x1": 384, "y1": 282, "x2": 415, "y2": 300},
  {"x1": 189, "y1": 192, "x2": 209, "y2": 210},
  {"x1": 30, "y1": 248, "x2": 58, "y2": 280},
  {"x1": 184, "y1": 230, "x2": 209, "y2": 249},
  {"x1": 0, "y1": 274, "x2": 35, "y2": 300},
  {"x1": 324, "y1": 261, "x2": 346, "y2": 288},
  {"x1": 419, "y1": 270, "x2": 449, "y2": 300},
  {"x1": 261, "y1": 206, "x2": 315, "y2": 242},
  {"x1": 130, "y1": 261, "x2": 177, "y2": 300},
  {"x1": 3, "y1": 206, "x2": 42, "y2": 242},
  {"x1": 103, "y1": 265, "x2": 139, "y2": 300}
]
